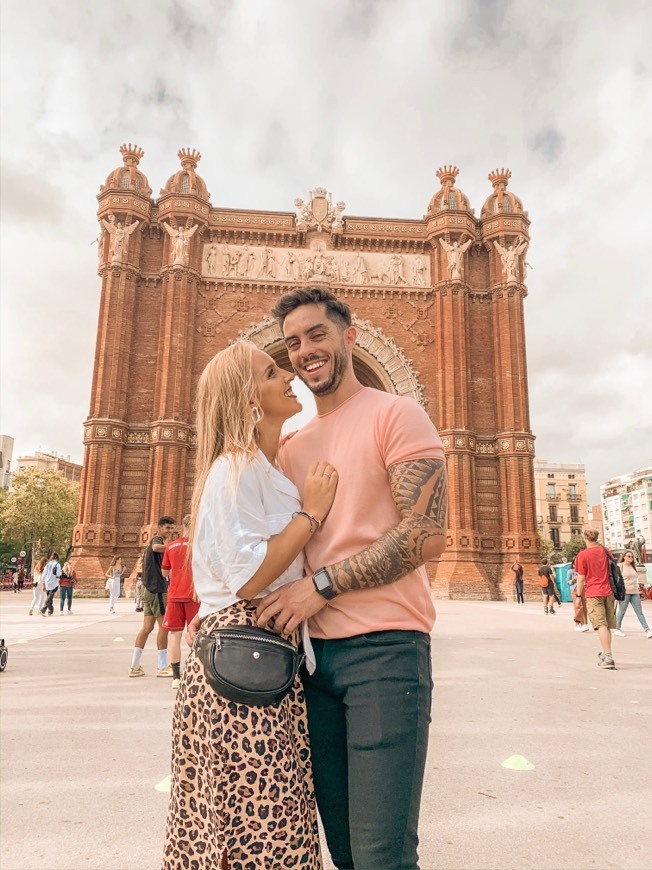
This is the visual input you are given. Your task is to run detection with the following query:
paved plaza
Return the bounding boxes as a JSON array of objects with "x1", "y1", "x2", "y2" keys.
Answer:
[{"x1": 1, "y1": 591, "x2": 650, "y2": 870}]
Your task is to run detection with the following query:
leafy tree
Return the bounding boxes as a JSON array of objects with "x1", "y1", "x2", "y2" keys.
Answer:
[
  {"x1": 0, "y1": 468, "x2": 79, "y2": 566},
  {"x1": 562, "y1": 534, "x2": 586, "y2": 564},
  {"x1": 539, "y1": 536, "x2": 554, "y2": 563}
]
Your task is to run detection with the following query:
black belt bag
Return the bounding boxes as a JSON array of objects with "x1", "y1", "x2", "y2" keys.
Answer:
[{"x1": 195, "y1": 625, "x2": 304, "y2": 706}]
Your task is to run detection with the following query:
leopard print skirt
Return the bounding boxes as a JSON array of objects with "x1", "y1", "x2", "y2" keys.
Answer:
[{"x1": 162, "y1": 601, "x2": 322, "y2": 870}]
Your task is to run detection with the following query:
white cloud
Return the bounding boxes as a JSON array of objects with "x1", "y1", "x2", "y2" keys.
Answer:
[{"x1": 1, "y1": 0, "x2": 651, "y2": 503}]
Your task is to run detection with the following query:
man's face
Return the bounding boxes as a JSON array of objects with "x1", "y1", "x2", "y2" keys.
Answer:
[
  {"x1": 282, "y1": 303, "x2": 353, "y2": 397},
  {"x1": 159, "y1": 522, "x2": 175, "y2": 540}
]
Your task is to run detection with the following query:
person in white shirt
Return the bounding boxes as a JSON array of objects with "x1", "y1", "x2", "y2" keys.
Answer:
[
  {"x1": 40, "y1": 554, "x2": 62, "y2": 616},
  {"x1": 614, "y1": 549, "x2": 652, "y2": 638},
  {"x1": 105, "y1": 556, "x2": 125, "y2": 613},
  {"x1": 163, "y1": 340, "x2": 337, "y2": 870},
  {"x1": 29, "y1": 557, "x2": 46, "y2": 615}
]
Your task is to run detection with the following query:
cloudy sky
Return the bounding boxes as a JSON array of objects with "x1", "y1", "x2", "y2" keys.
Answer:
[{"x1": 1, "y1": 0, "x2": 651, "y2": 503}]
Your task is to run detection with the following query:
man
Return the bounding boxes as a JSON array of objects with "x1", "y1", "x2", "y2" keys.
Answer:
[
  {"x1": 40, "y1": 554, "x2": 62, "y2": 616},
  {"x1": 129, "y1": 516, "x2": 175, "y2": 678},
  {"x1": 575, "y1": 529, "x2": 617, "y2": 669},
  {"x1": 256, "y1": 287, "x2": 448, "y2": 870},
  {"x1": 161, "y1": 515, "x2": 198, "y2": 689},
  {"x1": 538, "y1": 559, "x2": 557, "y2": 614}
]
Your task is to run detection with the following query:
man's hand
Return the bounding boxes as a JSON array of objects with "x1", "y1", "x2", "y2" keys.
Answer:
[
  {"x1": 256, "y1": 576, "x2": 327, "y2": 635},
  {"x1": 186, "y1": 613, "x2": 202, "y2": 648}
]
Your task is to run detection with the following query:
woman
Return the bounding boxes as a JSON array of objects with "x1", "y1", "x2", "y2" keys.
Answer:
[
  {"x1": 163, "y1": 341, "x2": 337, "y2": 870},
  {"x1": 59, "y1": 561, "x2": 76, "y2": 614},
  {"x1": 614, "y1": 550, "x2": 652, "y2": 638},
  {"x1": 105, "y1": 556, "x2": 125, "y2": 613},
  {"x1": 569, "y1": 558, "x2": 589, "y2": 632},
  {"x1": 134, "y1": 555, "x2": 144, "y2": 612},
  {"x1": 29, "y1": 558, "x2": 46, "y2": 615},
  {"x1": 511, "y1": 560, "x2": 524, "y2": 604}
]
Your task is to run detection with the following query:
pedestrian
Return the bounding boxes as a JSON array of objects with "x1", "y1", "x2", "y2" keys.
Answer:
[
  {"x1": 511, "y1": 559, "x2": 525, "y2": 604},
  {"x1": 105, "y1": 556, "x2": 125, "y2": 613},
  {"x1": 256, "y1": 286, "x2": 448, "y2": 870},
  {"x1": 40, "y1": 554, "x2": 62, "y2": 616},
  {"x1": 160, "y1": 515, "x2": 199, "y2": 690},
  {"x1": 134, "y1": 555, "x2": 144, "y2": 612},
  {"x1": 29, "y1": 558, "x2": 46, "y2": 615},
  {"x1": 569, "y1": 558, "x2": 589, "y2": 632},
  {"x1": 12, "y1": 570, "x2": 19, "y2": 593},
  {"x1": 128, "y1": 517, "x2": 175, "y2": 677},
  {"x1": 17, "y1": 567, "x2": 26, "y2": 591},
  {"x1": 59, "y1": 561, "x2": 76, "y2": 614},
  {"x1": 613, "y1": 549, "x2": 652, "y2": 638},
  {"x1": 575, "y1": 529, "x2": 617, "y2": 668},
  {"x1": 163, "y1": 341, "x2": 337, "y2": 869},
  {"x1": 550, "y1": 566, "x2": 562, "y2": 607},
  {"x1": 538, "y1": 559, "x2": 557, "y2": 614}
]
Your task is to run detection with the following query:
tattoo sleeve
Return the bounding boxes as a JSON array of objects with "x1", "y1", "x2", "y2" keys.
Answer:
[{"x1": 327, "y1": 458, "x2": 448, "y2": 594}]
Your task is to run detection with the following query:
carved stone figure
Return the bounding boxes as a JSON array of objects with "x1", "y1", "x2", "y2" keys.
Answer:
[
  {"x1": 258, "y1": 247, "x2": 277, "y2": 280},
  {"x1": 283, "y1": 251, "x2": 300, "y2": 282},
  {"x1": 228, "y1": 248, "x2": 242, "y2": 276},
  {"x1": 294, "y1": 199, "x2": 311, "y2": 229},
  {"x1": 331, "y1": 201, "x2": 346, "y2": 230},
  {"x1": 293, "y1": 189, "x2": 346, "y2": 232},
  {"x1": 494, "y1": 236, "x2": 528, "y2": 283},
  {"x1": 387, "y1": 254, "x2": 407, "y2": 285},
  {"x1": 162, "y1": 221, "x2": 199, "y2": 266},
  {"x1": 439, "y1": 236, "x2": 472, "y2": 282},
  {"x1": 238, "y1": 246, "x2": 251, "y2": 278},
  {"x1": 206, "y1": 244, "x2": 219, "y2": 276},
  {"x1": 413, "y1": 256, "x2": 426, "y2": 286},
  {"x1": 101, "y1": 215, "x2": 139, "y2": 264},
  {"x1": 626, "y1": 534, "x2": 646, "y2": 567},
  {"x1": 351, "y1": 253, "x2": 369, "y2": 284}
]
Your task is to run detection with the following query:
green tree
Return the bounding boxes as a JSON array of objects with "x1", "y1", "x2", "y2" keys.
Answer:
[
  {"x1": 539, "y1": 536, "x2": 554, "y2": 563},
  {"x1": 0, "y1": 468, "x2": 79, "y2": 565},
  {"x1": 562, "y1": 534, "x2": 586, "y2": 564}
]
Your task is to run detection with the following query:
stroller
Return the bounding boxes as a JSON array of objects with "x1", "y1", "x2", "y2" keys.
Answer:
[{"x1": 0, "y1": 639, "x2": 7, "y2": 672}]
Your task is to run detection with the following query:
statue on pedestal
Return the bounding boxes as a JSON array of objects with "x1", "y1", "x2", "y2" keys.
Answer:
[
  {"x1": 101, "y1": 215, "x2": 139, "y2": 264},
  {"x1": 494, "y1": 235, "x2": 528, "y2": 283},
  {"x1": 162, "y1": 221, "x2": 199, "y2": 266},
  {"x1": 439, "y1": 236, "x2": 472, "y2": 282}
]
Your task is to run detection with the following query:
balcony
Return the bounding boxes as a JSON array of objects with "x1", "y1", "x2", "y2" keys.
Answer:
[
  {"x1": 567, "y1": 494, "x2": 581, "y2": 502},
  {"x1": 547, "y1": 494, "x2": 560, "y2": 501},
  {"x1": 547, "y1": 516, "x2": 561, "y2": 525}
]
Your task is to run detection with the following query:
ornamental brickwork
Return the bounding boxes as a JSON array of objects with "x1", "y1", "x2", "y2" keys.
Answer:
[{"x1": 73, "y1": 148, "x2": 540, "y2": 598}]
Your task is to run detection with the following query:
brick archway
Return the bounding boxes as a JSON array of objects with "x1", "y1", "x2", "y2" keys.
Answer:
[{"x1": 236, "y1": 315, "x2": 426, "y2": 406}]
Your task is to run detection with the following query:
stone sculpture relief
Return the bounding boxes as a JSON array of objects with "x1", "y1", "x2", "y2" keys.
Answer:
[
  {"x1": 294, "y1": 188, "x2": 346, "y2": 232},
  {"x1": 162, "y1": 221, "x2": 199, "y2": 266},
  {"x1": 439, "y1": 236, "x2": 473, "y2": 282},
  {"x1": 494, "y1": 236, "x2": 528, "y2": 283},
  {"x1": 202, "y1": 243, "x2": 431, "y2": 287},
  {"x1": 101, "y1": 215, "x2": 139, "y2": 264}
]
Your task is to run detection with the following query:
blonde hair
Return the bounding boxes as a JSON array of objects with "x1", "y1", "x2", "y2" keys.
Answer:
[
  {"x1": 62, "y1": 561, "x2": 74, "y2": 575},
  {"x1": 188, "y1": 341, "x2": 261, "y2": 561},
  {"x1": 583, "y1": 529, "x2": 599, "y2": 543},
  {"x1": 35, "y1": 557, "x2": 47, "y2": 573}
]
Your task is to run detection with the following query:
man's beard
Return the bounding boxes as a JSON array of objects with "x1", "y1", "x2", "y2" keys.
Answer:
[{"x1": 297, "y1": 345, "x2": 348, "y2": 396}]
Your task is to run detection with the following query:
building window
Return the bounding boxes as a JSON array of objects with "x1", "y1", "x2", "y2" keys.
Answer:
[
  {"x1": 549, "y1": 505, "x2": 558, "y2": 522},
  {"x1": 502, "y1": 200, "x2": 511, "y2": 213},
  {"x1": 571, "y1": 528, "x2": 581, "y2": 536},
  {"x1": 568, "y1": 474, "x2": 575, "y2": 479},
  {"x1": 121, "y1": 170, "x2": 130, "y2": 188},
  {"x1": 547, "y1": 484, "x2": 556, "y2": 498},
  {"x1": 570, "y1": 505, "x2": 579, "y2": 523},
  {"x1": 448, "y1": 193, "x2": 457, "y2": 209},
  {"x1": 569, "y1": 484, "x2": 577, "y2": 496},
  {"x1": 547, "y1": 473, "x2": 555, "y2": 479},
  {"x1": 550, "y1": 528, "x2": 560, "y2": 548},
  {"x1": 180, "y1": 173, "x2": 190, "y2": 193}
]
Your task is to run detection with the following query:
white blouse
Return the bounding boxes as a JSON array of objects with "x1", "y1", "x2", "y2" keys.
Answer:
[{"x1": 193, "y1": 450, "x2": 305, "y2": 619}]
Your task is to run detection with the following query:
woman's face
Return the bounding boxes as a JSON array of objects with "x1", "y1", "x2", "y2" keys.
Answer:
[
  {"x1": 252, "y1": 350, "x2": 302, "y2": 422},
  {"x1": 624, "y1": 552, "x2": 634, "y2": 563}
]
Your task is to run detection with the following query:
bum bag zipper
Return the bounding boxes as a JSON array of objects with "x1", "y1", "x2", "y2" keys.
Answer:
[{"x1": 211, "y1": 632, "x2": 294, "y2": 652}]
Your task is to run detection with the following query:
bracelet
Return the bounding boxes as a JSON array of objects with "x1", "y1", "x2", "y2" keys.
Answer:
[{"x1": 292, "y1": 511, "x2": 322, "y2": 534}]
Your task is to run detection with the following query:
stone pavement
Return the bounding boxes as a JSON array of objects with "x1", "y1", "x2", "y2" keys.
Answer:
[{"x1": 1, "y1": 591, "x2": 650, "y2": 870}]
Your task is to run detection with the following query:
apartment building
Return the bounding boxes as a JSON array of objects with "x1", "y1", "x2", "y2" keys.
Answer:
[
  {"x1": 534, "y1": 460, "x2": 588, "y2": 550},
  {"x1": 16, "y1": 451, "x2": 82, "y2": 483},
  {"x1": 601, "y1": 467, "x2": 652, "y2": 556}
]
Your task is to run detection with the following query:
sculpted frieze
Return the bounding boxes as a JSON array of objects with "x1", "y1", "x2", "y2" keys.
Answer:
[{"x1": 201, "y1": 243, "x2": 431, "y2": 288}]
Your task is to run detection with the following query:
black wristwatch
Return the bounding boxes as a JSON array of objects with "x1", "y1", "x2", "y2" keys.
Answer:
[{"x1": 312, "y1": 567, "x2": 336, "y2": 601}]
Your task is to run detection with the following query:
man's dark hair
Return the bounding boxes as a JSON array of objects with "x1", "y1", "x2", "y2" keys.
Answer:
[
  {"x1": 158, "y1": 515, "x2": 175, "y2": 526},
  {"x1": 52, "y1": 552, "x2": 59, "y2": 560},
  {"x1": 271, "y1": 286, "x2": 352, "y2": 330}
]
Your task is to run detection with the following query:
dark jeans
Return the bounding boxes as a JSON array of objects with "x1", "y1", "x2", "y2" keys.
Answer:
[
  {"x1": 41, "y1": 587, "x2": 59, "y2": 614},
  {"x1": 515, "y1": 581, "x2": 524, "y2": 604},
  {"x1": 304, "y1": 630, "x2": 433, "y2": 870},
  {"x1": 59, "y1": 586, "x2": 73, "y2": 610}
]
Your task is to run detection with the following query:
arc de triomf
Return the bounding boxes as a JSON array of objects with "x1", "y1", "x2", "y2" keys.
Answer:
[{"x1": 72, "y1": 144, "x2": 539, "y2": 597}]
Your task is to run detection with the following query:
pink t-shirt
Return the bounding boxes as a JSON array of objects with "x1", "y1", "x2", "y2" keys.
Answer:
[{"x1": 280, "y1": 387, "x2": 445, "y2": 639}]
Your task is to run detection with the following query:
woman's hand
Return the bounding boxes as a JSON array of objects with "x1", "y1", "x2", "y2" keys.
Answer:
[{"x1": 302, "y1": 460, "x2": 338, "y2": 523}]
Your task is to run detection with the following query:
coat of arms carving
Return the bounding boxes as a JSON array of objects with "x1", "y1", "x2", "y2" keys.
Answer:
[{"x1": 294, "y1": 188, "x2": 345, "y2": 232}]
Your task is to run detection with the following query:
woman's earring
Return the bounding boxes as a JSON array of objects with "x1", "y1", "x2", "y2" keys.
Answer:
[{"x1": 251, "y1": 405, "x2": 262, "y2": 424}]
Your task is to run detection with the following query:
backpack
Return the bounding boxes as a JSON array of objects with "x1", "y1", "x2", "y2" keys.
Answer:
[
  {"x1": 538, "y1": 566, "x2": 550, "y2": 587},
  {"x1": 602, "y1": 547, "x2": 626, "y2": 602}
]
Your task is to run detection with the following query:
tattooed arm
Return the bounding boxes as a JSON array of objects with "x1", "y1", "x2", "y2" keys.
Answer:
[
  {"x1": 327, "y1": 457, "x2": 447, "y2": 593},
  {"x1": 257, "y1": 457, "x2": 448, "y2": 632}
]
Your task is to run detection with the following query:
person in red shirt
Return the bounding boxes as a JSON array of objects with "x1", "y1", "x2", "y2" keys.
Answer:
[
  {"x1": 162, "y1": 515, "x2": 199, "y2": 688},
  {"x1": 575, "y1": 528, "x2": 617, "y2": 669}
]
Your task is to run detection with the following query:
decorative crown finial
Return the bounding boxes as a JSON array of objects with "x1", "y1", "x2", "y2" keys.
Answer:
[
  {"x1": 488, "y1": 168, "x2": 511, "y2": 187},
  {"x1": 436, "y1": 166, "x2": 459, "y2": 186},
  {"x1": 178, "y1": 148, "x2": 201, "y2": 170},
  {"x1": 120, "y1": 143, "x2": 145, "y2": 165}
]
